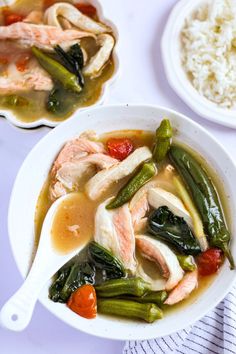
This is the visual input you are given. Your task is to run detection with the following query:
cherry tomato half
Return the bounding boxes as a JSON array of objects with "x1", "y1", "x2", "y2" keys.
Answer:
[
  {"x1": 107, "y1": 138, "x2": 134, "y2": 161},
  {"x1": 74, "y1": 3, "x2": 97, "y2": 18},
  {"x1": 3, "y1": 9, "x2": 24, "y2": 25},
  {"x1": 67, "y1": 284, "x2": 97, "y2": 319},
  {"x1": 197, "y1": 248, "x2": 223, "y2": 276},
  {"x1": 43, "y1": 0, "x2": 57, "y2": 9}
]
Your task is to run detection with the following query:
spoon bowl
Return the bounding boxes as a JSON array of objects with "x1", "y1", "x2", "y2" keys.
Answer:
[{"x1": 0, "y1": 193, "x2": 82, "y2": 331}]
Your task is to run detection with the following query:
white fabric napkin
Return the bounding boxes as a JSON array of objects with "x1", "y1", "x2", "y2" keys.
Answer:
[{"x1": 124, "y1": 284, "x2": 236, "y2": 354}]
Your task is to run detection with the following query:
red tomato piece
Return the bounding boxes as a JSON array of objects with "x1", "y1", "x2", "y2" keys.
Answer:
[
  {"x1": 43, "y1": 0, "x2": 57, "y2": 9},
  {"x1": 67, "y1": 284, "x2": 97, "y2": 319},
  {"x1": 3, "y1": 9, "x2": 24, "y2": 25},
  {"x1": 107, "y1": 138, "x2": 134, "y2": 161},
  {"x1": 74, "y1": 3, "x2": 97, "y2": 18},
  {"x1": 16, "y1": 54, "x2": 31, "y2": 72},
  {"x1": 197, "y1": 248, "x2": 223, "y2": 276}
]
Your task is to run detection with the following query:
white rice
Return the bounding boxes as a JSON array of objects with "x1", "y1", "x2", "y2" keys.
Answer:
[{"x1": 182, "y1": 0, "x2": 236, "y2": 108}]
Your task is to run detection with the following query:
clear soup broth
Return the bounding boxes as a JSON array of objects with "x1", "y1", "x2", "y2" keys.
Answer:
[{"x1": 35, "y1": 130, "x2": 230, "y2": 317}]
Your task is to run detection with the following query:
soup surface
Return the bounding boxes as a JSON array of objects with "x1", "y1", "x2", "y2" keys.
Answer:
[
  {"x1": 35, "y1": 127, "x2": 232, "y2": 323},
  {"x1": 0, "y1": 0, "x2": 115, "y2": 123}
]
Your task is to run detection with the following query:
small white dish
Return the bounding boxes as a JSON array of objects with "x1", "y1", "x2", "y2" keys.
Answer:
[
  {"x1": 161, "y1": 0, "x2": 236, "y2": 129},
  {"x1": 7, "y1": 104, "x2": 236, "y2": 340},
  {"x1": 0, "y1": 0, "x2": 120, "y2": 129}
]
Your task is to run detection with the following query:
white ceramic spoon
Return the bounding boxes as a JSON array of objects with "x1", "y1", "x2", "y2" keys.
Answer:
[{"x1": 0, "y1": 193, "x2": 83, "y2": 331}]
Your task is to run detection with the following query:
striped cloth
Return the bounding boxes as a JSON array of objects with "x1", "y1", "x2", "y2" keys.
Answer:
[{"x1": 124, "y1": 284, "x2": 236, "y2": 354}]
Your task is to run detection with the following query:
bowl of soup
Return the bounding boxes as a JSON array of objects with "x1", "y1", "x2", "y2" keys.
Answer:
[
  {"x1": 0, "y1": 0, "x2": 119, "y2": 128},
  {"x1": 7, "y1": 104, "x2": 236, "y2": 339}
]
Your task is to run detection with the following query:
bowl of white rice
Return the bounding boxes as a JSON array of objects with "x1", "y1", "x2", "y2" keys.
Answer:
[{"x1": 161, "y1": 0, "x2": 236, "y2": 128}]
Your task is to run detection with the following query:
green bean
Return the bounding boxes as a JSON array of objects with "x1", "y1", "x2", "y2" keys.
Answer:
[
  {"x1": 153, "y1": 119, "x2": 172, "y2": 162},
  {"x1": 95, "y1": 277, "x2": 151, "y2": 297},
  {"x1": 32, "y1": 47, "x2": 82, "y2": 93},
  {"x1": 97, "y1": 299, "x2": 163, "y2": 323},
  {"x1": 106, "y1": 162, "x2": 156, "y2": 209}
]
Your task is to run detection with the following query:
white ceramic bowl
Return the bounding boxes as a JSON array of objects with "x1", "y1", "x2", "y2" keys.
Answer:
[
  {"x1": 161, "y1": 0, "x2": 236, "y2": 129},
  {"x1": 0, "y1": 0, "x2": 119, "y2": 128},
  {"x1": 8, "y1": 104, "x2": 236, "y2": 340}
]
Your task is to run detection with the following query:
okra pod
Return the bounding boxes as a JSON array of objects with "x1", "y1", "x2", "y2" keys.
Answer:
[
  {"x1": 97, "y1": 299, "x2": 163, "y2": 323},
  {"x1": 106, "y1": 162, "x2": 156, "y2": 209},
  {"x1": 32, "y1": 47, "x2": 82, "y2": 93},
  {"x1": 120, "y1": 290, "x2": 168, "y2": 306},
  {"x1": 153, "y1": 119, "x2": 172, "y2": 162},
  {"x1": 95, "y1": 277, "x2": 151, "y2": 297}
]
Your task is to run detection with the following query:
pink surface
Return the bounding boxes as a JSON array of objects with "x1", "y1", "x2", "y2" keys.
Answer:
[{"x1": 1, "y1": 0, "x2": 236, "y2": 353}]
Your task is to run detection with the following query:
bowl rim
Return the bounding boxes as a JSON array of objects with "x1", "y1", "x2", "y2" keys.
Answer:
[
  {"x1": 7, "y1": 103, "x2": 236, "y2": 340},
  {"x1": 161, "y1": 0, "x2": 236, "y2": 129},
  {"x1": 0, "y1": 0, "x2": 120, "y2": 129}
]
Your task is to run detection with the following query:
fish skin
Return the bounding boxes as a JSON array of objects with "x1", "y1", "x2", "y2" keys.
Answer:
[
  {"x1": 0, "y1": 22, "x2": 92, "y2": 51},
  {"x1": 164, "y1": 269, "x2": 198, "y2": 305},
  {"x1": 86, "y1": 146, "x2": 152, "y2": 200},
  {"x1": 94, "y1": 198, "x2": 136, "y2": 273}
]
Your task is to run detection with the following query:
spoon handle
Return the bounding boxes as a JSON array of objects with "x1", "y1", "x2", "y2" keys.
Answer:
[{"x1": 0, "y1": 268, "x2": 46, "y2": 331}]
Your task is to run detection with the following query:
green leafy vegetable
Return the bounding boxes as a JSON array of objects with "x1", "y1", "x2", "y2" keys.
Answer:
[
  {"x1": 148, "y1": 206, "x2": 201, "y2": 255},
  {"x1": 97, "y1": 299, "x2": 163, "y2": 323},
  {"x1": 49, "y1": 261, "x2": 95, "y2": 303},
  {"x1": 54, "y1": 44, "x2": 84, "y2": 87},
  {"x1": 106, "y1": 162, "x2": 156, "y2": 209},
  {"x1": 46, "y1": 86, "x2": 75, "y2": 114},
  {"x1": 153, "y1": 119, "x2": 172, "y2": 162},
  {"x1": 169, "y1": 145, "x2": 234, "y2": 269},
  {"x1": 88, "y1": 241, "x2": 126, "y2": 279}
]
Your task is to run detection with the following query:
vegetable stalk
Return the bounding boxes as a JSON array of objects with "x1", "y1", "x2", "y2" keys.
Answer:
[
  {"x1": 173, "y1": 176, "x2": 208, "y2": 251},
  {"x1": 177, "y1": 255, "x2": 196, "y2": 272}
]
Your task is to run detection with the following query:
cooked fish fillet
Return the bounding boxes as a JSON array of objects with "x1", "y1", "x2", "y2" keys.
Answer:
[
  {"x1": 94, "y1": 198, "x2": 136, "y2": 272},
  {"x1": 136, "y1": 235, "x2": 184, "y2": 291},
  {"x1": 86, "y1": 146, "x2": 152, "y2": 200},
  {"x1": 0, "y1": 59, "x2": 53, "y2": 92},
  {"x1": 56, "y1": 153, "x2": 118, "y2": 190},
  {"x1": 49, "y1": 136, "x2": 118, "y2": 200},
  {"x1": 51, "y1": 136, "x2": 106, "y2": 174},
  {"x1": 164, "y1": 270, "x2": 198, "y2": 305},
  {"x1": 0, "y1": 22, "x2": 93, "y2": 51}
]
